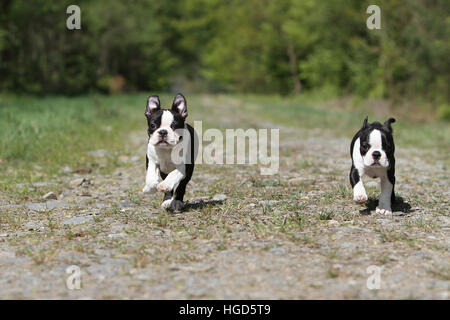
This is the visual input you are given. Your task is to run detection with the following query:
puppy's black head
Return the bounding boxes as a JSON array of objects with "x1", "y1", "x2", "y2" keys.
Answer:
[
  {"x1": 357, "y1": 116, "x2": 396, "y2": 167},
  {"x1": 145, "y1": 94, "x2": 188, "y2": 148}
]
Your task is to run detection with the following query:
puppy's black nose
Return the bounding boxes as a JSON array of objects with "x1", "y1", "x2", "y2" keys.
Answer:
[
  {"x1": 372, "y1": 151, "x2": 381, "y2": 160},
  {"x1": 159, "y1": 129, "x2": 168, "y2": 137}
]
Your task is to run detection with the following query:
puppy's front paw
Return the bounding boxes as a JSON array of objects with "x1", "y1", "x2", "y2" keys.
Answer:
[
  {"x1": 157, "y1": 181, "x2": 173, "y2": 193},
  {"x1": 142, "y1": 182, "x2": 158, "y2": 193},
  {"x1": 161, "y1": 199, "x2": 184, "y2": 212},
  {"x1": 376, "y1": 204, "x2": 392, "y2": 215},
  {"x1": 161, "y1": 199, "x2": 173, "y2": 209},
  {"x1": 353, "y1": 192, "x2": 368, "y2": 204}
]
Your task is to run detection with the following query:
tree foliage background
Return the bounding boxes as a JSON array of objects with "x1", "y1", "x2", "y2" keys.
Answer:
[{"x1": 0, "y1": 0, "x2": 448, "y2": 106}]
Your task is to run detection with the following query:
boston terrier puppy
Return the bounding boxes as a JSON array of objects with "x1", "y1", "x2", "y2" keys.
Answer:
[
  {"x1": 142, "y1": 94, "x2": 196, "y2": 211},
  {"x1": 349, "y1": 116, "x2": 396, "y2": 215}
]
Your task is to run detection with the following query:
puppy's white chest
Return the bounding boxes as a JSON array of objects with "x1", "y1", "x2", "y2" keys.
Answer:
[
  {"x1": 147, "y1": 143, "x2": 176, "y2": 174},
  {"x1": 159, "y1": 158, "x2": 176, "y2": 174},
  {"x1": 155, "y1": 148, "x2": 176, "y2": 174}
]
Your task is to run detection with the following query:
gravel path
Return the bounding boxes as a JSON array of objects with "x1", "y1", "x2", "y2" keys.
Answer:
[{"x1": 0, "y1": 100, "x2": 449, "y2": 299}]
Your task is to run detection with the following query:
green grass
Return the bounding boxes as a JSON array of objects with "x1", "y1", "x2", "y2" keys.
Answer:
[
  {"x1": 318, "y1": 211, "x2": 334, "y2": 221},
  {"x1": 0, "y1": 94, "x2": 170, "y2": 191},
  {"x1": 0, "y1": 95, "x2": 149, "y2": 178},
  {"x1": 232, "y1": 94, "x2": 450, "y2": 151},
  {"x1": 1, "y1": 93, "x2": 448, "y2": 187}
]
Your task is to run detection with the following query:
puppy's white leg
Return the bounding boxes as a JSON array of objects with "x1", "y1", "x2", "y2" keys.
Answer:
[
  {"x1": 353, "y1": 168, "x2": 368, "y2": 203},
  {"x1": 377, "y1": 176, "x2": 393, "y2": 215},
  {"x1": 157, "y1": 166, "x2": 186, "y2": 193},
  {"x1": 142, "y1": 160, "x2": 160, "y2": 193},
  {"x1": 353, "y1": 180, "x2": 368, "y2": 203}
]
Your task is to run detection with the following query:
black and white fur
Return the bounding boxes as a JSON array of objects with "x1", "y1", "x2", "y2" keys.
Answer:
[
  {"x1": 142, "y1": 94, "x2": 196, "y2": 211},
  {"x1": 350, "y1": 117, "x2": 396, "y2": 215}
]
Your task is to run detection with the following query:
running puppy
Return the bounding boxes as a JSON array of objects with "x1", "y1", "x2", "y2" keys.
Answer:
[
  {"x1": 349, "y1": 117, "x2": 396, "y2": 215},
  {"x1": 142, "y1": 94, "x2": 196, "y2": 211}
]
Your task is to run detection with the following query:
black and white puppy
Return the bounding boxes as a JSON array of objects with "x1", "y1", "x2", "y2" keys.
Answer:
[
  {"x1": 142, "y1": 94, "x2": 196, "y2": 211},
  {"x1": 350, "y1": 117, "x2": 396, "y2": 215}
]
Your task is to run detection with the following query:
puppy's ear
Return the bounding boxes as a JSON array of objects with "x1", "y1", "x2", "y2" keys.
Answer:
[
  {"x1": 172, "y1": 93, "x2": 188, "y2": 119},
  {"x1": 362, "y1": 116, "x2": 369, "y2": 129},
  {"x1": 145, "y1": 96, "x2": 160, "y2": 117},
  {"x1": 383, "y1": 117, "x2": 396, "y2": 132}
]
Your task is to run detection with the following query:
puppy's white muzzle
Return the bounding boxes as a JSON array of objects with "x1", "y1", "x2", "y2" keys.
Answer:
[
  {"x1": 363, "y1": 148, "x2": 389, "y2": 168},
  {"x1": 149, "y1": 127, "x2": 180, "y2": 148}
]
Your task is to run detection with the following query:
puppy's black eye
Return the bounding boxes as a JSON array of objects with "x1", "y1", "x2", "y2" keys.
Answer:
[
  {"x1": 361, "y1": 142, "x2": 369, "y2": 150},
  {"x1": 150, "y1": 123, "x2": 157, "y2": 130}
]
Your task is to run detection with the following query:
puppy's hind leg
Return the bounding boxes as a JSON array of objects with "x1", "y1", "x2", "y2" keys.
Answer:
[
  {"x1": 159, "y1": 171, "x2": 183, "y2": 212},
  {"x1": 377, "y1": 169, "x2": 395, "y2": 215},
  {"x1": 350, "y1": 165, "x2": 367, "y2": 203},
  {"x1": 168, "y1": 178, "x2": 189, "y2": 212},
  {"x1": 388, "y1": 165, "x2": 396, "y2": 205},
  {"x1": 159, "y1": 171, "x2": 173, "y2": 210}
]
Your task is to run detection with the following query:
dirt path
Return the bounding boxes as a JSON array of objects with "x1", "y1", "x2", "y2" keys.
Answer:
[{"x1": 0, "y1": 100, "x2": 449, "y2": 299}]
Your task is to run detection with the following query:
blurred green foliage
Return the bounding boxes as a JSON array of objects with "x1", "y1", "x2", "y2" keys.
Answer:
[{"x1": 0, "y1": 0, "x2": 448, "y2": 105}]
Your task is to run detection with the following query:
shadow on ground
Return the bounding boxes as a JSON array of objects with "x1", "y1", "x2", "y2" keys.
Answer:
[
  {"x1": 183, "y1": 199, "x2": 224, "y2": 211},
  {"x1": 359, "y1": 196, "x2": 412, "y2": 215}
]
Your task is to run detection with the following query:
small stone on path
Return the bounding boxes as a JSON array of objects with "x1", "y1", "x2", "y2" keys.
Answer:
[
  {"x1": 42, "y1": 192, "x2": 57, "y2": 200},
  {"x1": 212, "y1": 194, "x2": 227, "y2": 201}
]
